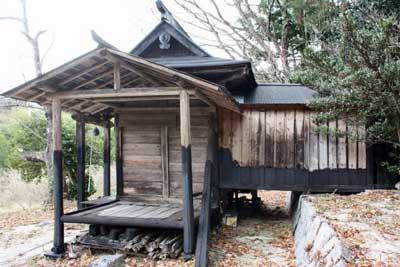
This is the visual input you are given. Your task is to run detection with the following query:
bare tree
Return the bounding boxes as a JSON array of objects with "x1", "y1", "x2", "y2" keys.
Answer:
[
  {"x1": 0, "y1": 0, "x2": 54, "y2": 197},
  {"x1": 172, "y1": 0, "x2": 308, "y2": 82},
  {"x1": 0, "y1": 0, "x2": 49, "y2": 75}
]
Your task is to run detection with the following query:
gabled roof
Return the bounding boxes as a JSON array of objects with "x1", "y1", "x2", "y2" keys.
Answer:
[
  {"x1": 234, "y1": 84, "x2": 316, "y2": 105},
  {"x1": 130, "y1": 21, "x2": 210, "y2": 58},
  {"x1": 2, "y1": 48, "x2": 240, "y2": 114},
  {"x1": 128, "y1": 0, "x2": 257, "y2": 92},
  {"x1": 131, "y1": 0, "x2": 210, "y2": 58}
]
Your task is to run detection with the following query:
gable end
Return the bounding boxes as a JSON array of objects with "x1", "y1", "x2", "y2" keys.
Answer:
[{"x1": 130, "y1": 22, "x2": 209, "y2": 58}]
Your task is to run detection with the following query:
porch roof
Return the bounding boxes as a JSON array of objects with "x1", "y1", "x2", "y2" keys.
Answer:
[{"x1": 2, "y1": 47, "x2": 240, "y2": 117}]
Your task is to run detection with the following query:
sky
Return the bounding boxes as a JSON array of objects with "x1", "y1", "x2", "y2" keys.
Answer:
[{"x1": 0, "y1": 0, "x2": 233, "y2": 93}]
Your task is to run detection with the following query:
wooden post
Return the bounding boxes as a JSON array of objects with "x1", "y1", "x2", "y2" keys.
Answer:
[
  {"x1": 115, "y1": 113, "x2": 123, "y2": 197},
  {"x1": 103, "y1": 125, "x2": 111, "y2": 196},
  {"x1": 114, "y1": 62, "x2": 121, "y2": 91},
  {"x1": 49, "y1": 97, "x2": 65, "y2": 256},
  {"x1": 76, "y1": 116, "x2": 85, "y2": 209},
  {"x1": 161, "y1": 125, "x2": 169, "y2": 197},
  {"x1": 180, "y1": 91, "x2": 195, "y2": 257}
]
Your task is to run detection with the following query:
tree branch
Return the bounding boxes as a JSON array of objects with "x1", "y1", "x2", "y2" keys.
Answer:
[{"x1": 0, "y1": 16, "x2": 24, "y2": 23}]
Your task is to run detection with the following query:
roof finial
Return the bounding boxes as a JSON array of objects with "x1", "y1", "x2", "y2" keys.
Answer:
[
  {"x1": 155, "y1": 0, "x2": 190, "y2": 39},
  {"x1": 156, "y1": 0, "x2": 171, "y2": 21}
]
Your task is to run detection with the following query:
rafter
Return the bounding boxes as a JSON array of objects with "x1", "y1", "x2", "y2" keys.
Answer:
[
  {"x1": 71, "y1": 69, "x2": 114, "y2": 90},
  {"x1": 58, "y1": 60, "x2": 109, "y2": 86},
  {"x1": 90, "y1": 105, "x2": 110, "y2": 115},
  {"x1": 97, "y1": 72, "x2": 133, "y2": 89},
  {"x1": 27, "y1": 91, "x2": 46, "y2": 102},
  {"x1": 113, "y1": 62, "x2": 121, "y2": 90},
  {"x1": 103, "y1": 53, "x2": 169, "y2": 87}
]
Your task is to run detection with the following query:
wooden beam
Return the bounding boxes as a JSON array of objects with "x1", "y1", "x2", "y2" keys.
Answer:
[
  {"x1": 76, "y1": 116, "x2": 85, "y2": 209},
  {"x1": 36, "y1": 85, "x2": 57, "y2": 93},
  {"x1": 71, "y1": 113, "x2": 113, "y2": 128},
  {"x1": 121, "y1": 76, "x2": 144, "y2": 88},
  {"x1": 61, "y1": 99, "x2": 76, "y2": 106},
  {"x1": 107, "y1": 49, "x2": 223, "y2": 92},
  {"x1": 91, "y1": 95, "x2": 191, "y2": 102},
  {"x1": 113, "y1": 62, "x2": 121, "y2": 91},
  {"x1": 115, "y1": 106, "x2": 216, "y2": 114},
  {"x1": 91, "y1": 105, "x2": 110, "y2": 115},
  {"x1": 161, "y1": 125, "x2": 169, "y2": 198},
  {"x1": 27, "y1": 91, "x2": 46, "y2": 102},
  {"x1": 71, "y1": 69, "x2": 114, "y2": 91},
  {"x1": 68, "y1": 100, "x2": 88, "y2": 110},
  {"x1": 103, "y1": 126, "x2": 111, "y2": 196},
  {"x1": 81, "y1": 103, "x2": 102, "y2": 113},
  {"x1": 180, "y1": 90, "x2": 195, "y2": 256},
  {"x1": 49, "y1": 87, "x2": 182, "y2": 99},
  {"x1": 103, "y1": 53, "x2": 166, "y2": 86},
  {"x1": 115, "y1": 113, "x2": 123, "y2": 197},
  {"x1": 4, "y1": 49, "x2": 104, "y2": 97},
  {"x1": 51, "y1": 97, "x2": 65, "y2": 255},
  {"x1": 195, "y1": 90, "x2": 215, "y2": 107},
  {"x1": 59, "y1": 60, "x2": 109, "y2": 86},
  {"x1": 98, "y1": 72, "x2": 133, "y2": 89}
]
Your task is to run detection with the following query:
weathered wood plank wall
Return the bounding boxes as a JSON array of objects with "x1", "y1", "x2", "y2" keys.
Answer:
[
  {"x1": 119, "y1": 108, "x2": 211, "y2": 197},
  {"x1": 219, "y1": 108, "x2": 366, "y2": 171}
]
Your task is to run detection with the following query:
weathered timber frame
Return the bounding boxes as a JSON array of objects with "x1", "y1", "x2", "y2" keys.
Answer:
[
  {"x1": 4, "y1": 47, "x2": 239, "y2": 258},
  {"x1": 103, "y1": 124, "x2": 111, "y2": 196},
  {"x1": 51, "y1": 97, "x2": 64, "y2": 256},
  {"x1": 180, "y1": 91, "x2": 195, "y2": 256},
  {"x1": 76, "y1": 114, "x2": 85, "y2": 209}
]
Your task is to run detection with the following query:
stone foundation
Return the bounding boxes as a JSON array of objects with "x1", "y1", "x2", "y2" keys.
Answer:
[{"x1": 293, "y1": 196, "x2": 352, "y2": 267}]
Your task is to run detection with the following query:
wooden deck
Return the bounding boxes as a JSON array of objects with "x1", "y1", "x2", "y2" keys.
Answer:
[{"x1": 62, "y1": 200, "x2": 201, "y2": 229}]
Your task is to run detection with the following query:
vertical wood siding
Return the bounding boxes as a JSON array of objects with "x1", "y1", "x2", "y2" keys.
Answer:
[
  {"x1": 218, "y1": 108, "x2": 367, "y2": 171},
  {"x1": 119, "y1": 109, "x2": 210, "y2": 197}
]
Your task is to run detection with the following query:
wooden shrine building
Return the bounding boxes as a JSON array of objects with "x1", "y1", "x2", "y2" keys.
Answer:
[{"x1": 1, "y1": 1, "x2": 396, "y2": 266}]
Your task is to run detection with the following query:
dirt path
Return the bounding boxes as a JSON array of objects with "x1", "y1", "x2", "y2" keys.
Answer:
[
  {"x1": 0, "y1": 220, "x2": 85, "y2": 267},
  {"x1": 208, "y1": 191, "x2": 295, "y2": 267}
]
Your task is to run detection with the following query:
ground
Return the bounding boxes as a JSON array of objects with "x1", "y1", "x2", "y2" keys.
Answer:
[
  {"x1": 208, "y1": 191, "x2": 295, "y2": 267},
  {"x1": 0, "y1": 202, "x2": 85, "y2": 267},
  {"x1": 307, "y1": 190, "x2": 400, "y2": 267},
  {"x1": 0, "y1": 191, "x2": 295, "y2": 267}
]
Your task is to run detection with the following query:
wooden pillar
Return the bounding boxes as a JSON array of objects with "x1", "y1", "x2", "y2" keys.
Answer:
[
  {"x1": 114, "y1": 62, "x2": 121, "y2": 91},
  {"x1": 161, "y1": 125, "x2": 169, "y2": 198},
  {"x1": 180, "y1": 91, "x2": 195, "y2": 256},
  {"x1": 50, "y1": 97, "x2": 65, "y2": 255},
  {"x1": 76, "y1": 116, "x2": 85, "y2": 209},
  {"x1": 103, "y1": 125, "x2": 111, "y2": 196},
  {"x1": 115, "y1": 113, "x2": 123, "y2": 197}
]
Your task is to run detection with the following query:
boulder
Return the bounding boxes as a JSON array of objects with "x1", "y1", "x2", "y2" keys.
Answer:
[{"x1": 87, "y1": 254, "x2": 124, "y2": 267}]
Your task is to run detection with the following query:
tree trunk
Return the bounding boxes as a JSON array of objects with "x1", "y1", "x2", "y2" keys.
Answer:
[{"x1": 280, "y1": 5, "x2": 291, "y2": 82}]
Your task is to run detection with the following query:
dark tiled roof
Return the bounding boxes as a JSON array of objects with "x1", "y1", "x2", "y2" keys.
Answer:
[
  {"x1": 148, "y1": 56, "x2": 250, "y2": 68},
  {"x1": 234, "y1": 84, "x2": 316, "y2": 105}
]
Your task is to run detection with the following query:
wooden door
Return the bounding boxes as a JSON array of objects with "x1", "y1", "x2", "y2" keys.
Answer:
[{"x1": 122, "y1": 125, "x2": 164, "y2": 195}]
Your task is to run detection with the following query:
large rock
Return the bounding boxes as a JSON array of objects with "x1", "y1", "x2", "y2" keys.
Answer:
[
  {"x1": 87, "y1": 254, "x2": 124, "y2": 267},
  {"x1": 293, "y1": 196, "x2": 352, "y2": 267}
]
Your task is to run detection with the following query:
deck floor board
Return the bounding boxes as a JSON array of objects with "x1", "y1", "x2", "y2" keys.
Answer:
[{"x1": 62, "y1": 200, "x2": 200, "y2": 229}]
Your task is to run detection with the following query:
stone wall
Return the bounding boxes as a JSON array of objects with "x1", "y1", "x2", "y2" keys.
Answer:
[{"x1": 293, "y1": 196, "x2": 352, "y2": 267}]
